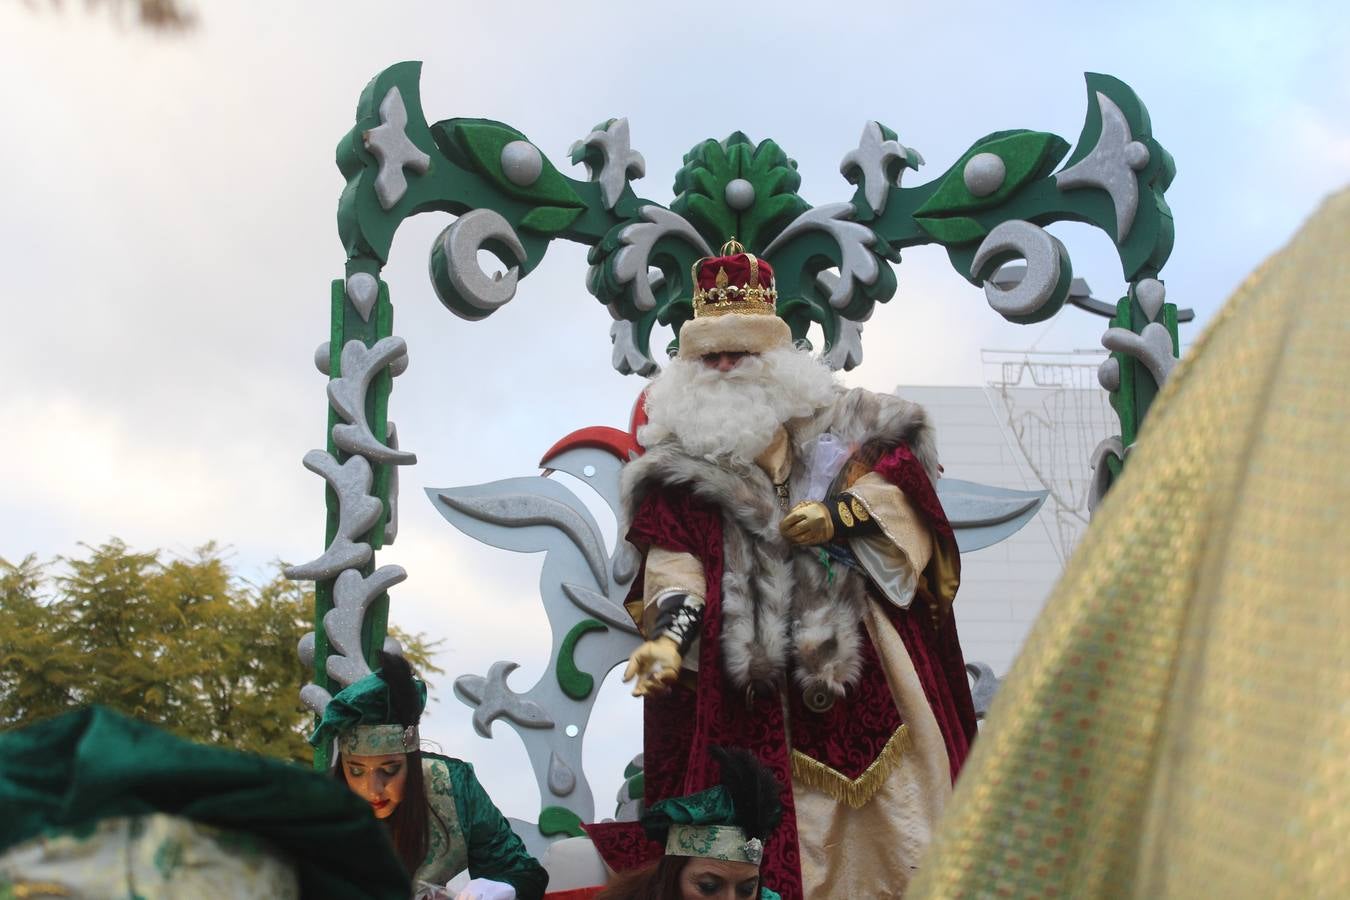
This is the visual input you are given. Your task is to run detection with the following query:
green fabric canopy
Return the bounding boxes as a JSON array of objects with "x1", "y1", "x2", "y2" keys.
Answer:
[{"x1": 0, "y1": 707, "x2": 409, "y2": 899}]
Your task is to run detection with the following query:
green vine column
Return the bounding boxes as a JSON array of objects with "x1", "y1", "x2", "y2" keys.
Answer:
[{"x1": 286, "y1": 269, "x2": 406, "y2": 772}]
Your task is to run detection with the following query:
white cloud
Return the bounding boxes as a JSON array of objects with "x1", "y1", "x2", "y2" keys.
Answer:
[{"x1": 1, "y1": 390, "x2": 289, "y2": 552}]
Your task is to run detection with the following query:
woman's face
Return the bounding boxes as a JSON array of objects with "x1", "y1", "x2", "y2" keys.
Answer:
[
  {"x1": 341, "y1": 752, "x2": 408, "y2": 819},
  {"x1": 679, "y1": 858, "x2": 760, "y2": 899}
]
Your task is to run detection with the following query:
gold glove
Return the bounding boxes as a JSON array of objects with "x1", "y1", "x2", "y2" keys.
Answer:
[
  {"x1": 622, "y1": 636, "x2": 683, "y2": 697},
  {"x1": 779, "y1": 500, "x2": 835, "y2": 545}
]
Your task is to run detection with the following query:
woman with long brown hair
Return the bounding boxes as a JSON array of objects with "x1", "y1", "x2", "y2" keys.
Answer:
[{"x1": 309, "y1": 652, "x2": 548, "y2": 900}]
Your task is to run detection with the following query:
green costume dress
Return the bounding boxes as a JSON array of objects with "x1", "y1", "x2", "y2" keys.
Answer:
[
  {"x1": 308, "y1": 662, "x2": 548, "y2": 899},
  {"x1": 415, "y1": 752, "x2": 547, "y2": 899}
]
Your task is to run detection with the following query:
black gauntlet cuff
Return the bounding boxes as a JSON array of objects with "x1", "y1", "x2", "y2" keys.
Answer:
[
  {"x1": 828, "y1": 493, "x2": 881, "y2": 539},
  {"x1": 653, "y1": 592, "x2": 705, "y2": 656}
]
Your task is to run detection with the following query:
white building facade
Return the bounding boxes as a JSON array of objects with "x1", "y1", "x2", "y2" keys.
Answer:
[{"x1": 901, "y1": 351, "x2": 1115, "y2": 675}]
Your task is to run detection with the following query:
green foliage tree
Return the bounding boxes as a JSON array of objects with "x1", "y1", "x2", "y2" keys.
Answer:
[{"x1": 0, "y1": 540, "x2": 442, "y2": 764}]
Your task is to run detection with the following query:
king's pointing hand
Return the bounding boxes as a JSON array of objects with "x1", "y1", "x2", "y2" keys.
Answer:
[{"x1": 623, "y1": 636, "x2": 683, "y2": 697}]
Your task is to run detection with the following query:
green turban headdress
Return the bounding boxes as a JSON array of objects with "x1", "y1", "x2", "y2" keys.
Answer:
[
  {"x1": 640, "y1": 747, "x2": 785, "y2": 868},
  {"x1": 644, "y1": 785, "x2": 764, "y2": 865},
  {"x1": 308, "y1": 661, "x2": 427, "y2": 758}
]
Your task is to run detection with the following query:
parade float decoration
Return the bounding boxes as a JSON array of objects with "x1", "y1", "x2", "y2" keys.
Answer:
[{"x1": 285, "y1": 63, "x2": 1180, "y2": 856}]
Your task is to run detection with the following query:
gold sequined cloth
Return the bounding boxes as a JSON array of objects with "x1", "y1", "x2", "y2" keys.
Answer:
[{"x1": 908, "y1": 187, "x2": 1350, "y2": 899}]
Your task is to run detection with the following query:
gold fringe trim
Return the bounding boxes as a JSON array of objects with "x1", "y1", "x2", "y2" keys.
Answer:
[{"x1": 791, "y1": 724, "x2": 912, "y2": 809}]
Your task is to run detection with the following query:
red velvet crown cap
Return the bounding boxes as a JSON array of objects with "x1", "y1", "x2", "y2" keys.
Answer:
[{"x1": 696, "y1": 253, "x2": 775, "y2": 290}]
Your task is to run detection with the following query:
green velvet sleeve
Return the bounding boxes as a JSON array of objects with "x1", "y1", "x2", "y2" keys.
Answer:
[{"x1": 449, "y1": 761, "x2": 549, "y2": 900}]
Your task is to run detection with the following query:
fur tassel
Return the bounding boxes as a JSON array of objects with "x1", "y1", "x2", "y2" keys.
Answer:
[{"x1": 790, "y1": 553, "x2": 867, "y2": 699}]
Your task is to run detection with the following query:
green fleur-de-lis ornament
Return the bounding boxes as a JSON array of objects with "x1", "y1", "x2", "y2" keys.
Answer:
[{"x1": 290, "y1": 62, "x2": 1182, "y2": 771}]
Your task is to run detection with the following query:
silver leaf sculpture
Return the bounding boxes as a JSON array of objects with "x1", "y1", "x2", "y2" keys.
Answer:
[
  {"x1": 1088, "y1": 436, "x2": 1128, "y2": 515},
  {"x1": 1102, "y1": 321, "x2": 1177, "y2": 387},
  {"x1": 764, "y1": 202, "x2": 883, "y2": 309},
  {"x1": 434, "y1": 484, "x2": 611, "y2": 591},
  {"x1": 324, "y1": 565, "x2": 408, "y2": 686},
  {"x1": 821, "y1": 312, "x2": 866, "y2": 372},
  {"x1": 363, "y1": 86, "x2": 431, "y2": 210},
  {"x1": 610, "y1": 318, "x2": 660, "y2": 377},
  {"x1": 613, "y1": 205, "x2": 713, "y2": 312},
  {"x1": 966, "y1": 661, "x2": 1003, "y2": 719},
  {"x1": 284, "y1": 451, "x2": 382, "y2": 581},
  {"x1": 570, "y1": 117, "x2": 646, "y2": 210},
  {"x1": 839, "y1": 120, "x2": 920, "y2": 215},
  {"x1": 938, "y1": 478, "x2": 1049, "y2": 553},
  {"x1": 300, "y1": 683, "x2": 334, "y2": 717},
  {"x1": 1055, "y1": 91, "x2": 1151, "y2": 241},
  {"x1": 330, "y1": 337, "x2": 418, "y2": 464},
  {"x1": 429, "y1": 442, "x2": 642, "y2": 861},
  {"x1": 454, "y1": 661, "x2": 557, "y2": 737},
  {"x1": 562, "y1": 582, "x2": 641, "y2": 636}
]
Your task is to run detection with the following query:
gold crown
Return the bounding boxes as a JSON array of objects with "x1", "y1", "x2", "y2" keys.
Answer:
[{"x1": 690, "y1": 238, "x2": 779, "y2": 319}]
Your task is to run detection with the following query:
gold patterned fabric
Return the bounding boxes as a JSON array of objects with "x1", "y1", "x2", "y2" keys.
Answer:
[
  {"x1": 339, "y1": 723, "x2": 418, "y2": 756},
  {"x1": 418, "y1": 755, "x2": 467, "y2": 886},
  {"x1": 0, "y1": 814, "x2": 300, "y2": 899},
  {"x1": 909, "y1": 188, "x2": 1350, "y2": 898},
  {"x1": 666, "y1": 825, "x2": 764, "y2": 864}
]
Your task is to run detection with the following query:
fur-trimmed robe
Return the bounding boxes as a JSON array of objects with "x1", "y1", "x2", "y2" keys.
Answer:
[{"x1": 591, "y1": 386, "x2": 978, "y2": 899}]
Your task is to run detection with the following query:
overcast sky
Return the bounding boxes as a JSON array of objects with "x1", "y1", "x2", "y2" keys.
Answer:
[{"x1": 3, "y1": 0, "x2": 1347, "y2": 818}]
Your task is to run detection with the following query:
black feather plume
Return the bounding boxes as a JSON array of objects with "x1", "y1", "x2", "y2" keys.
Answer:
[
  {"x1": 711, "y1": 746, "x2": 784, "y2": 841},
  {"x1": 377, "y1": 650, "x2": 422, "y2": 727}
]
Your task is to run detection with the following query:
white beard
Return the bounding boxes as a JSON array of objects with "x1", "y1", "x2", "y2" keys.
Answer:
[{"x1": 638, "y1": 346, "x2": 840, "y2": 466}]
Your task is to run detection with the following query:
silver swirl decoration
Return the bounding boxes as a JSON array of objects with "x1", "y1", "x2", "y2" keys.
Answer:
[
  {"x1": 969, "y1": 220, "x2": 1072, "y2": 323},
  {"x1": 329, "y1": 337, "x2": 418, "y2": 465},
  {"x1": 430, "y1": 208, "x2": 528, "y2": 319}
]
